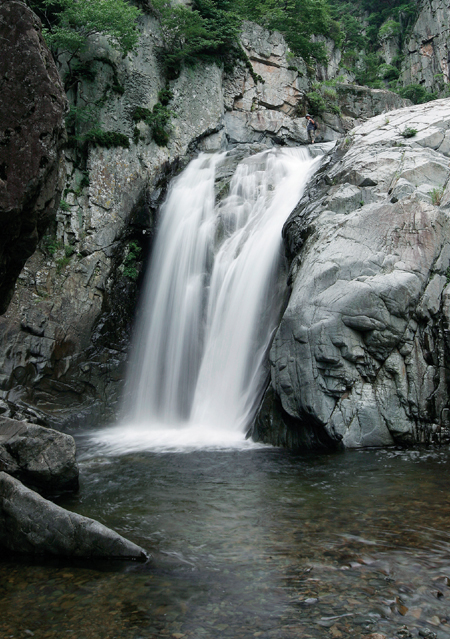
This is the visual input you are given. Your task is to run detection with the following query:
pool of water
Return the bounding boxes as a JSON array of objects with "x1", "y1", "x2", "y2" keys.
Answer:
[{"x1": 1, "y1": 442, "x2": 450, "y2": 639}]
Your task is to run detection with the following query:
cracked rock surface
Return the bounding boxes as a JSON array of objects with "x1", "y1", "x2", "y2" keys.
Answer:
[{"x1": 253, "y1": 98, "x2": 450, "y2": 449}]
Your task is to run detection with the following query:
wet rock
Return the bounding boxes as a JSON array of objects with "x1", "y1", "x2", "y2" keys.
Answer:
[
  {"x1": 0, "y1": 416, "x2": 78, "y2": 495},
  {"x1": 395, "y1": 626, "x2": 414, "y2": 638},
  {"x1": 0, "y1": 472, "x2": 148, "y2": 560},
  {"x1": 253, "y1": 98, "x2": 450, "y2": 449},
  {"x1": 0, "y1": 1, "x2": 66, "y2": 314}
]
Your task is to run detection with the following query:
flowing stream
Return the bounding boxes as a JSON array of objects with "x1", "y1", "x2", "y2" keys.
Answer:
[{"x1": 93, "y1": 147, "x2": 321, "y2": 453}]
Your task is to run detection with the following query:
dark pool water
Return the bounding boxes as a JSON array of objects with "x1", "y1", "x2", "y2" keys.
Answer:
[{"x1": 1, "y1": 444, "x2": 450, "y2": 639}]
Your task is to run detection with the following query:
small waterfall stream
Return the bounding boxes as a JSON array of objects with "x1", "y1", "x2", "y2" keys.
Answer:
[{"x1": 93, "y1": 147, "x2": 321, "y2": 452}]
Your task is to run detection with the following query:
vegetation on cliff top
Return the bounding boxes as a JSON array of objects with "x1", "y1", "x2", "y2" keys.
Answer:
[{"x1": 26, "y1": 0, "x2": 141, "y2": 57}]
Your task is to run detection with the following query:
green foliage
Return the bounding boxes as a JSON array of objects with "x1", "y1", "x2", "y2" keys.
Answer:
[
  {"x1": 60, "y1": 199, "x2": 71, "y2": 212},
  {"x1": 42, "y1": 235, "x2": 61, "y2": 257},
  {"x1": 378, "y1": 20, "x2": 401, "y2": 40},
  {"x1": 306, "y1": 82, "x2": 341, "y2": 115},
  {"x1": 445, "y1": 266, "x2": 450, "y2": 284},
  {"x1": 398, "y1": 84, "x2": 437, "y2": 105},
  {"x1": 123, "y1": 241, "x2": 143, "y2": 281},
  {"x1": 329, "y1": 0, "x2": 418, "y2": 88},
  {"x1": 377, "y1": 63, "x2": 400, "y2": 80},
  {"x1": 306, "y1": 91, "x2": 326, "y2": 115},
  {"x1": 132, "y1": 91, "x2": 177, "y2": 146},
  {"x1": 430, "y1": 186, "x2": 445, "y2": 206},
  {"x1": 64, "y1": 245, "x2": 76, "y2": 258},
  {"x1": 401, "y1": 126, "x2": 417, "y2": 138},
  {"x1": 56, "y1": 255, "x2": 71, "y2": 273},
  {"x1": 28, "y1": 0, "x2": 142, "y2": 57},
  {"x1": 83, "y1": 128, "x2": 130, "y2": 149},
  {"x1": 151, "y1": 0, "x2": 334, "y2": 79},
  {"x1": 152, "y1": 0, "x2": 240, "y2": 78},
  {"x1": 234, "y1": 0, "x2": 333, "y2": 63}
]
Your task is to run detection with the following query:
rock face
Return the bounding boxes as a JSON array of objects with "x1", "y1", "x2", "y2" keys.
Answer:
[
  {"x1": 253, "y1": 98, "x2": 450, "y2": 449},
  {"x1": 223, "y1": 23, "x2": 408, "y2": 146},
  {"x1": 400, "y1": 0, "x2": 450, "y2": 94},
  {"x1": 0, "y1": 11, "x2": 409, "y2": 428},
  {"x1": 0, "y1": 1, "x2": 66, "y2": 314},
  {"x1": 0, "y1": 416, "x2": 78, "y2": 495},
  {"x1": 0, "y1": 472, "x2": 147, "y2": 560}
]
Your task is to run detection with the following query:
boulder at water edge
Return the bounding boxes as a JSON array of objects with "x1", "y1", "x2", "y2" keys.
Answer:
[
  {"x1": 254, "y1": 98, "x2": 450, "y2": 449},
  {"x1": 0, "y1": 416, "x2": 79, "y2": 495},
  {"x1": 0, "y1": 472, "x2": 148, "y2": 560}
]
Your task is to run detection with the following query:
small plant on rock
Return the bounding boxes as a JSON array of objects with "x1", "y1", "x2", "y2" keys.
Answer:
[
  {"x1": 401, "y1": 126, "x2": 417, "y2": 138},
  {"x1": 123, "y1": 241, "x2": 143, "y2": 281},
  {"x1": 430, "y1": 186, "x2": 445, "y2": 206}
]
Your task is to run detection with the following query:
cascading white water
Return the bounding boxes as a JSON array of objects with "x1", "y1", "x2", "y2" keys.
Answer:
[{"x1": 91, "y1": 147, "x2": 321, "y2": 453}]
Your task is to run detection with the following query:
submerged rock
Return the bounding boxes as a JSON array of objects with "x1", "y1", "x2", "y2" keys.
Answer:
[
  {"x1": 0, "y1": 472, "x2": 148, "y2": 560},
  {"x1": 254, "y1": 98, "x2": 450, "y2": 449},
  {"x1": 0, "y1": 416, "x2": 78, "y2": 495},
  {"x1": 0, "y1": 1, "x2": 66, "y2": 314}
]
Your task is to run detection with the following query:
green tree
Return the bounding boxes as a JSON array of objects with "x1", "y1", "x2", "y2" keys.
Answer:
[
  {"x1": 26, "y1": 0, "x2": 141, "y2": 58},
  {"x1": 230, "y1": 0, "x2": 333, "y2": 62}
]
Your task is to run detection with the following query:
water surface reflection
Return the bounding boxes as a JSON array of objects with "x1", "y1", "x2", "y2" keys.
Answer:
[{"x1": 1, "y1": 445, "x2": 450, "y2": 638}]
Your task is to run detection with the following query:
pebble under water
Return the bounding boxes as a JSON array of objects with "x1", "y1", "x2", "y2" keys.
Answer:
[{"x1": 1, "y1": 443, "x2": 450, "y2": 639}]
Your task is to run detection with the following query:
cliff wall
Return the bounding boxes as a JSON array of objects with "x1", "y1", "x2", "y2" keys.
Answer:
[
  {"x1": 400, "y1": 0, "x2": 450, "y2": 94},
  {"x1": 0, "y1": 1, "x2": 66, "y2": 314},
  {"x1": 0, "y1": 7, "x2": 417, "y2": 432}
]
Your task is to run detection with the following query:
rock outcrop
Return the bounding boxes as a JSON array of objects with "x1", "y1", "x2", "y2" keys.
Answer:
[
  {"x1": 0, "y1": 10, "x2": 409, "y2": 428},
  {"x1": 400, "y1": 0, "x2": 450, "y2": 95},
  {"x1": 253, "y1": 98, "x2": 450, "y2": 449},
  {"x1": 0, "y1": 1, "x2": 66, "y2": 314},
  {"x1": 0, "y1": 416, "x2": 78, "y2": 495},
  {"x1": 0, "y1": 472, "x2": 147, "y2": 560}
]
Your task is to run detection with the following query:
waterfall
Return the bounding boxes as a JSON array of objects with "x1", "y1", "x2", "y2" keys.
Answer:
[{"x1": 92, "y1": 147, "x2": 321, "y2": 453}]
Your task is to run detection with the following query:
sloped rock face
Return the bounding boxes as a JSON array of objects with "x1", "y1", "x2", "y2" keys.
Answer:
[
  {"x1": 0, "y1": 1, "x2": 66, "y2": 314},
  {"x1": 0, "y1": 416, "x2": 78, "y2": 495},
  {"x1": 400, "y1": 0, "x2": 450, "y2": 94},
  {"x1": 253, "y1": 98, "x2": 450, "y2": 449},
  {"x1": 0, "y1": 472, "x2": 147, "y2": 560}
]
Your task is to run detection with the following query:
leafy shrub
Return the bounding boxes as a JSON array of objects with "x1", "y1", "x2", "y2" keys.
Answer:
[
  {"x1": 306, "y1": 82, "x2": 341, "y2": 115},
  {"x1": 306, "y1": 90, "x2": 326, "y2": 115},
  {"x1": 401, "y1": 126, "x2": 417, "y2": 138},
  {"x1": 430, "y1": 186, "x2": 445, "y2": 206},
  {"x1": 28, "y1": 0, "x2": 142, "y2": 58},
  {"x1": 64, "y1": 245, "x2": 76, "y2": 258},
  {"x1": 378, "y1": 63, "x2": 399, "y2": 81},
  {"x1": 42, "y1": 236, "x2": 61, "y2": 257},
  {"x1": 398, "y1": 84, "x2": 437, "y2": 105},
  {"x1": 133, "y1": 93, "x2": 177, "y2": 147},
  {"x1": 83, "y1": 129, "x2": 130, "y2": 149},
  {"x1": 123, "y1": 241, "x2": 143, "y2": 281},
  {"x1": 378, "y1": 20, "x2": 401, "y2": 40}
]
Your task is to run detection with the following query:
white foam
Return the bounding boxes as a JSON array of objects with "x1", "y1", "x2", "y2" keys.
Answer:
[{"x1": 86, "y1": 421, "x2": 266, "y2": 455}]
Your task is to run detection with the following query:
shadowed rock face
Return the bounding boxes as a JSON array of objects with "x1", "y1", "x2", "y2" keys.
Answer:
[
  {"x1": 0, "y1": 416, "x2": 79, "y2": 496},
  {"x1": 0, "y1": 1, "x2": 66, "y2": 314},
  {"x1": 254, "y1": 98, "x2": 450, "y2": 449},
  {"x1": 0, "y1": 472, "x2": 148, "y2": 560}
]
